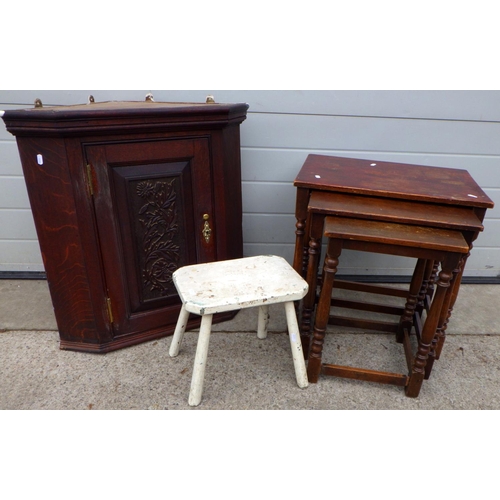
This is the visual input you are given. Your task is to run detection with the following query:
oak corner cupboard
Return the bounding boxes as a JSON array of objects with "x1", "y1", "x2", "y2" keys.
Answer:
[{"x1": 2, "y1": 98, "x2": 249, "y2": 353}]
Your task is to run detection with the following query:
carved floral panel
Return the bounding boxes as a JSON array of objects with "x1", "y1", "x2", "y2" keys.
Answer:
[{"x1": 134, "y1": 178, "x2": 182, "y2": 301}]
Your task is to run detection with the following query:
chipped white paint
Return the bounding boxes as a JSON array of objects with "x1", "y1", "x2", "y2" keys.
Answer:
[
  {"x1": 257, "y1": 305, "x2": 269, "y2": 339},
  {"x1": 173, "y1": 255, "x2": 309, "y2": 315},
  {"x1": 169, "y1": 255, "x2": 309, "y2": 406},
  {"x1": 284, "y1": 301, "x2": 309, "y2": 389},
  {"x1": 189, "y1": 314, "x2": 213, "y2": 406},
  {"x1": 169, "y1": 304, "x2": 189, "y2": 358}
]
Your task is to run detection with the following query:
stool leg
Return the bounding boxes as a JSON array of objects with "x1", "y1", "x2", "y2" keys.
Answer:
[
  {"x1": 188, "y1": 314, "x2": 213, "y2": 407},
  {"x1": 169, "y1": 304, "x2": 190, "y2": 357},
  {"x1": 284, "y1": 301, "x2": 309, "y2": 389},
  {"x1": 257, "y1": 305, "x2": 270, "y2": 339}
]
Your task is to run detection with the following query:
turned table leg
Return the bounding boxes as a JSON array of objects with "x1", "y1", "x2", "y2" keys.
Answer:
[
  {"x1": 406, "y1": 254, "x2": 460, "y2": 397},
  {"x1": 307, "y1": 239, "x2": 343, "y2": 383},
  {"x1": 435, "y1": 253, "x2": 467, "y2": 360},
  {"x1": 293, "y1": 187, "x2": 310, "y2": 277},
  {"x1": 397, "y1": 258, "x2": 426, "y2": 343},
  {"x1": 417, "y1": 259, "x2": 435, "y2": 314},
  {"x1": 300, "y1": 213, "x2": 324, "y2": 359}
]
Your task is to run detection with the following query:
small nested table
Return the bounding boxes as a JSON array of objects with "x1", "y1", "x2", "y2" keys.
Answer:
[
  {"x1": 293, "y1": 154, "x2": 494, "y2": 394},
  {"x1": 307, "y1": 216, "x2": 469, "y2": 397},
  {"x1": 302, "y1": 190, "x2": 484, "y2": 371}
]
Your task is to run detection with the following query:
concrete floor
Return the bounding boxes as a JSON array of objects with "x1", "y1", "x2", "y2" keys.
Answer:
[{"x1": 1, "y1": 279, "x2": 499, "y2": 410}]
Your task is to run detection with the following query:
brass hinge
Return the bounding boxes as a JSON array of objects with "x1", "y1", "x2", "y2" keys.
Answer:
[
  {"x1": 86, "y1": 163, "x2": 94, "y2": 197},
  {"x1": 106, "y1": 296, "x2": 114, "y2": 325}
]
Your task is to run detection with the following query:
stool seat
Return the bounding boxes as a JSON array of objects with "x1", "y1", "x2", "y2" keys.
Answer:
[
  {"x1": 169, "y1": 255, "x2": 309, "y2": 406},
  {"x1": 174, "y1": 255, "x2": 309, "y2": 315}
]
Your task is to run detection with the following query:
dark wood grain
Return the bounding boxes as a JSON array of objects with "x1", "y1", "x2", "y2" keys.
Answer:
[
  {"x1": 294, "y1": 153, "x2": 494, "y2": 395},
  {"x1": 322, "y1": 364, "x2": 408, "y2": 387},
  {"x1": 294, "y1": 154, "x2": 494, "y2": 208},
  {"x1": 3, "y1": 100, "x2": 248, "y2": 352},
  {"x1": 309, "y1": 191, "x2": 484, "y2": 231},
  {"x1": 307, "y1": 216, "x2": 464, "y2": 397},
  {"x1": 15, "y1": 136, "x2": 107, "y2": 344},
  {"x1": 323, "y1": 217, "x2": 469, "y2": 254},
  {"x1": 4, "y1": 101, "x2": 250, "y2": 137}
]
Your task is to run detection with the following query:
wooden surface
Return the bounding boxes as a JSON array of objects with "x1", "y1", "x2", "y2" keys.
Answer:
[
  {"x1": 3, "y1": 101, "x2": 249, "y2": 137},
  {"x1": 323, "y1": 217, "x2": 469, "y2": 253},
  {"x1": 293, "y1": 154, "x2": 494, "y2": 277},
  {"x1": 170, "y1": 255, "x2": 309, "y2": 406},
  {"x1": 3, "y1": 100, "x2": 248, "y2": 352},
  {"x1": 295, "y1": 154, "x2": 494, "y2": 208},
  {"x1": 173, "y1": 255, "x2": 308, "y2": 315},
  {"x1": 309, "y1": 191, "x2": 484, "y2": 231},
  {"x1": 306, "y1": 219, "x2": 464, "y2": 397},
  {"x1": 295, "y1": 153, "x2": 492, "y2": 384}
]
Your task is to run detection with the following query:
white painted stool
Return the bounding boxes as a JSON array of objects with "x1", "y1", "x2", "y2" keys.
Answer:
[{"x1": 169, "y1": 255, "x2": 309, "y2": 406}]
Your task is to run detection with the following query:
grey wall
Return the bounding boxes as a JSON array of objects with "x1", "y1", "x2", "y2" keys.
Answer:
[{"x1": 1, "y1": 90, "x2": 499, "y2": 278}]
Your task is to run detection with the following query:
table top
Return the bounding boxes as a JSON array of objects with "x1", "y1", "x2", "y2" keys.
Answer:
[
  {"x1": 323, "y1": 216, "x2": 469, "y2": 254},
  {"x1": 308, "y1": 191, "x2": 484, "y2": 231},
  {"x1": 294, "y1": 154, "x2": 494, "y2": 209}
]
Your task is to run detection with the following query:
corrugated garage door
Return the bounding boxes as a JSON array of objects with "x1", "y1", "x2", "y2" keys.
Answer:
[{"x1": 1, "y1": 90, "x2": 499, "y2": 280}]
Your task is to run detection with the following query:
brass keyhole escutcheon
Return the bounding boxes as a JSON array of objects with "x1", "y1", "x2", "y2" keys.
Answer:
[{"x1": 202, "y1": 214, "x2": 212, "y2": 243}]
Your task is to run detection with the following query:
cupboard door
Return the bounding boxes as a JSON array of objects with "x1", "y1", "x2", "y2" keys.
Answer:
[{"x1": 85, "y1": 137, "x2": 215, "y2": 337}]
